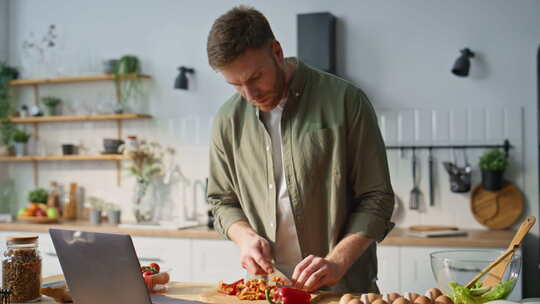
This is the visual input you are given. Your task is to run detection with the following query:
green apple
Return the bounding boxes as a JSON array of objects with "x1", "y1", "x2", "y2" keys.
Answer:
[
  {"x1": 46, "y1": 207, "x2": 59, "y2": 219},
  {"x1": 17, "y1": 208, "x2": 28, "y2": 217}
]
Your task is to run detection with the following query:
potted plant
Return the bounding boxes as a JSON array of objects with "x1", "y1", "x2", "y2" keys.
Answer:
[
  {"x1": 28, "y1": 188, "x2": 48, "y2": 204},
  {"x1": 85, "y1": 196, "x2": 105, "y2": 225},
  {"x1": 0, "y1": 62, "x2": 19, "y2": 155},
  {"x1": 103, "y1": 202, "x2": 122, "y2": 225},
  {"x1": 113, "y1": 55, "x2": 143, "y2": 110},
  {"x1": 41, "y1": 96, "x2": 61, "y2": 116},
  {"x1": 479, "y1": 149, "x2": 508, "y2": 191},
  {"x1": 12, "y1": 128, "x2": 31, "y2": 156}
]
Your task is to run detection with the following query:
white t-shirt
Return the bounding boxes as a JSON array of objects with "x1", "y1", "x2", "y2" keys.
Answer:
[{"x1": 260, "y1": 99, "x2": 303, "y2": 278}]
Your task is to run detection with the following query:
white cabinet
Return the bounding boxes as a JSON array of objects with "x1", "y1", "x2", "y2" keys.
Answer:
[
  {"x1": 377, "y1": 245, "x2": 400, "y2": 294},
  {"x1": 190, "y1": 239, "x2": 244, "y2": 283}
]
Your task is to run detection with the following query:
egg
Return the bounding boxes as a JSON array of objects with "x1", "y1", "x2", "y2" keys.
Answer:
[
  {"x1": 349, "y1": 300, "x2": 364, "y2": 304},
  {"x1": 413, "y1": 295, "x2": 433, "y2": 304},
  {"x1": 434, "y1": 295, "x2": 454, "y2": 304},
  {"x1": 425, "y1": 288, "x2": 443, "y2": 301},
  {"x1": 340, "y1": 293, "x2": 355, "y2": 304},
  {"x1": 408, "y1": 293, "x2": 421, "y2": 303},
  {"x1": 372, "y1": 299, "x2": 389, "y2": 304},
  {"x1": 393, "y1": 297, "x2": 411, "y2": 304},
  {"x1": 360, "y1": 293, "x2": 381, "y2": 304},
  {"x1": 386, "y1": 292, "x2": 401, "y2": 304}
]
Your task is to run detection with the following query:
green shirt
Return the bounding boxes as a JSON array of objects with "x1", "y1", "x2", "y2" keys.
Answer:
[{"x1": 207, "y1": 58, "x2": 395, "y2": 293}]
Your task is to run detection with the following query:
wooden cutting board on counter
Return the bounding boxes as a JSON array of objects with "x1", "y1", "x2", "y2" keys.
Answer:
[{"x1": 200, "y1": 289, "x2": 342, "y2": 304}]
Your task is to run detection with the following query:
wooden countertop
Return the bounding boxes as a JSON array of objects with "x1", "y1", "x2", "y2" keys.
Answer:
[{"x1": 0, "y1": 221, "x2": 514, "y2": 248}]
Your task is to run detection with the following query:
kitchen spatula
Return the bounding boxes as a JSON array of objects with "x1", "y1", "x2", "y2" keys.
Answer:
[
  {"x1": 481, "y1": 216, "x2": 536, "y2": 287},
  {"x1": 465, "y1": 216, "x2": 536, "y2": 289}
]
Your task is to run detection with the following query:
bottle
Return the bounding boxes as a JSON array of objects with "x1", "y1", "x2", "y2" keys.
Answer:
[
  {"x1": 62, "y1": 183, "x2": 77, "y2": 220},
  {"x1": 2, "y1": 235, "x2": 42, "y2": 302},
  {"x1": 47, "y1": 181, "x2": 62, "y2": 216}
]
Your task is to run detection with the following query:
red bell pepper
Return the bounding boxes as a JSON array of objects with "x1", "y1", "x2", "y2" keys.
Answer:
[
  {"x1": 266, "y1": 287, "x2": 311, "y2": 304},
  {"x1": 218, "y1": 279, "x2": 244, "y2": 295}
]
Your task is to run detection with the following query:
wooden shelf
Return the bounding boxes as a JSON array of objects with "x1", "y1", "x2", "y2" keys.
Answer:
[
  {"x1": 0, "y1": 154, "x2": 132, "y2": 162},
  {"x1": 10, "y1": 113, "x2": 152, "y2": 123},
  {"x1": 8, "y1": 73, "x2": 151, "y2": 86}
]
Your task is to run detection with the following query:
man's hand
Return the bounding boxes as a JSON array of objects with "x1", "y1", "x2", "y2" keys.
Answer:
[
  {"x1": 291, "y1": 234, "x2": 374, "y2": 292},
  {"x1": 291, "y1": 255, "x2": 345, "y2": 292},
  {"x1": 228, "y1": 221, "x2": 274, "y2": 275}
]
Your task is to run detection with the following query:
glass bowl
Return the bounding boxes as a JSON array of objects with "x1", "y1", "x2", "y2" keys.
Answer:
[{"x1": 430, "y1": 249, "x2": 521, "y2": 297}]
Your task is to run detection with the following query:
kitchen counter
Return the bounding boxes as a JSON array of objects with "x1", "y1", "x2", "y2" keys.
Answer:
[
  {"x1": 0, "y1": 221, "x2": 515, "y2": 248},
  {"x1": 40, "y1": 275, "x2": 344, "y2": 304}
]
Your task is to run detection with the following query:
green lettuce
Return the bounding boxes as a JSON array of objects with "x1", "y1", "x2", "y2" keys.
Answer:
[{"x1": 448, "y1": 279, "x2": 516, "y2": 304}]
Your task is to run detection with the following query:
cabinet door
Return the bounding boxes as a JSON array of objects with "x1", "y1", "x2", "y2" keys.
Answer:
[
  {"x1": 190, "y1": 239, "x2": 244, "y2": 283},
  {"x1": 131, "y1": 236, "x2": 191, "y2": 283},
  {"x1": 399, "y1": 247, "x2": 522, "y2": 301},
  {"x1": 377, "y1": 245, "x2": 401, "y2": 294}
]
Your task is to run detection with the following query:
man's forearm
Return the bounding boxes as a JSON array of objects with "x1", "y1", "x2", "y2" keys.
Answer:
[
  {"x1": 326, "y1": 233, "x2": 374, "y2": 272},
  {"x1": 227, "y1": 220, "x2": 258, "y2": 245}
]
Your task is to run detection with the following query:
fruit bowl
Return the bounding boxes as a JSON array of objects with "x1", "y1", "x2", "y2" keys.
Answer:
[
  {"x1": 17, "y1": 215, "x2": 60, "y2": 224},
  {"x1": 430, "y1": 249, "x2": 521, "y2": 299}
]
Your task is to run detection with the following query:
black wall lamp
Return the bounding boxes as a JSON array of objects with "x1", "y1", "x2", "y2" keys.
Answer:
[
  {"x1": 452, "y1": 48, "x2": 475, "y2": 77},
  {"x1": 174, "y1": 66, "x2": 195, "y2": 90}
]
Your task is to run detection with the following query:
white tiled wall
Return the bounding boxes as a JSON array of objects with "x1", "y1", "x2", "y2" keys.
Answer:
[{"x1": 377, "y1": 107, "x2": 524, "y2": 229}]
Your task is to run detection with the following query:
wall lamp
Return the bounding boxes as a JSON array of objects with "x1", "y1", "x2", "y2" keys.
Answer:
[
  {"x1": 174, "y1": 66, "x2": 195, "y2": 90},
  {"x1": 452, "y1": 48, "x2": 475, "y2": 77}
]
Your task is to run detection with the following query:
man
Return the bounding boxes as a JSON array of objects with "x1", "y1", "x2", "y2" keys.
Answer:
[{"x1": 206, "y1": 6, "x2": 394, "y2": 293}]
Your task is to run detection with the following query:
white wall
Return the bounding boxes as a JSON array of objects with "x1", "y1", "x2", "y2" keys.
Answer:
[
  {"x1": 6, "y1": 0, "x2": 540, "y2": 296},
  {"x1": 0, "y1": 0, "x2": 7, "y2": 61}
]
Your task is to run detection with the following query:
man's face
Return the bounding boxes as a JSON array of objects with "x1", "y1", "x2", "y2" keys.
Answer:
[{"x1": 218, "y1": 41, "x2": 287, "y2": 112}]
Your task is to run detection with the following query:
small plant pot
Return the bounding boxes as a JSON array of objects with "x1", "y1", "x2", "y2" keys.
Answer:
[
  {"x1": 89, "y1": 209, "x2": 102, "y2": 225},
  {"x1": 62, "y1": 144, "x2": 78, "y2": 155},
  {"x1": 14, "y1": 142, "x2": 27, "y2": 156},
  {"x1": 44, "y1": 106, "x2": 59, "y2": 116},
  {"x1": 481, "y1": 169, "x2": 504, "y2": 191},
  {"x1": 107, "y1": 210, "x2": 121, "y2": 225},
  {"x1": 0, "y1": 145, "x2": 9, "y2": 156}
]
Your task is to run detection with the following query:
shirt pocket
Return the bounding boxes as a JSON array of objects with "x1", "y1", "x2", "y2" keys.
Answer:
[{"x1": 299, "y1": 128, "x2": 340, "y2": 179}]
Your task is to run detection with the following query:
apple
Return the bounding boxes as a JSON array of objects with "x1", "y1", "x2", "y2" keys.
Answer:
[
  {"x1": 46, "y1": 208, "x2": 59, "y2": 219},
  {"x1": 35, "y1": 209, "x2": 47, "y2": 217},
  {"x1": 17, "y1": 208, "x2": 28, "y2": 217}
]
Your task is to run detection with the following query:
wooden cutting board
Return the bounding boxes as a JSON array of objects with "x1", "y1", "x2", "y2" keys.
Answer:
[
  {"x1": 200, "y1": 289, "x2": 343, "y2": 304},
  {"x1": 470, "y1": 181, "x2": 524, "y2": 230}
]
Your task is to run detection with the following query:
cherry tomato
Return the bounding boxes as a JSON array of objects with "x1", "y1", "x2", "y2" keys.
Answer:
[
  {"x1": 143, "y1": 271, "x2": 154, "y2": 277},
  {"x1": 150, "y1": 263, "x2": 160, "y2": 273}
]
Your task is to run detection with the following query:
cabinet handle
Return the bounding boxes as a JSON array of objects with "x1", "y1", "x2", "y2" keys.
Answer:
[{"x1": 45, "y1": 252, "x2": 58, "y2": 257}]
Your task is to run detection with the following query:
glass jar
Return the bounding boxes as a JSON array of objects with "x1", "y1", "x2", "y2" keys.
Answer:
[{"x1": 2, "y1": 235, "x2": 42, "y2": 302}]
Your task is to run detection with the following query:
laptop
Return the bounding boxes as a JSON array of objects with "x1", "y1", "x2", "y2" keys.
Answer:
[{"x1": 49, "y1": 228, "x2": 204, "y2": 304}]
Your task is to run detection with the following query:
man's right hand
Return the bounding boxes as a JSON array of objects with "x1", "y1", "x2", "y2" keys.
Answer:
[{"x1": 228, "y1": 221, "x2": 274, "y2": 275}]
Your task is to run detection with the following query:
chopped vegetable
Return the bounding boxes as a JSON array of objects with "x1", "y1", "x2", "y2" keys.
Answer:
[{"x1": 448, "y1": 280, "x2": 515, "y2": 304}]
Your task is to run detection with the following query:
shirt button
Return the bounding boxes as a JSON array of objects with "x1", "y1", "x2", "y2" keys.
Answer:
[
  {"x1": 295, "y1": 92, "x2": 300, "y2": 97},
  {"x1": 269, "y1": 184, "x2": 273, "y2": 189},
  {"x1": 266, "y1": 145, "x2": 270, "y2": 151},
  {"x1": 270, "y1": 222, "x2": 275, "y2": 228}
]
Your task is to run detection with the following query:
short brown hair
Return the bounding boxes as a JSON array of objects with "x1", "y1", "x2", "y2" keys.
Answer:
[{"x1": 207, "y1": 6, "x2": 275, "y2": 69}]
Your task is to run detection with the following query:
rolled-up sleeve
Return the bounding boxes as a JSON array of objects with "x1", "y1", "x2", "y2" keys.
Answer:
[
  {"x1": 207, "y1": 115, "x2": 248, "y2": 240},
  {"x1": 345, "y1": 89, "x2": 395, "y2": 242}
]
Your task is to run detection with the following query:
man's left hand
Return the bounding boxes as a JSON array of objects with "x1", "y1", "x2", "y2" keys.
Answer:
[{"x1": 290, "y1": 255, "x2": 346, "y2": 292}]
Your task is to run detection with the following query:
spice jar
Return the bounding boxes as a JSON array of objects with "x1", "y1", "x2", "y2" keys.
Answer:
[{"x1": 2, "y1": 235, "x2": 42, "y2": 302}]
